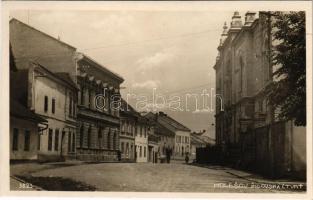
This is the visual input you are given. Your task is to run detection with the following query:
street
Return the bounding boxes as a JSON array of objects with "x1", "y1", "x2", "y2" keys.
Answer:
[{"x1": 10, "y1": 162, "x2": 305, "y2": 193}]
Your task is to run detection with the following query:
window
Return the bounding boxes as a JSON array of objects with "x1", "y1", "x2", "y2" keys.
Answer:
[
  {"x1": 113, "y1": 132, "x2": 117, "y2": 150},
  {"x1": 24, "y1": 130, "x2": 30, "y2": 151},
  {"x1": 37, "y1": 134, "x2": 41, "y2": 150},
  {"x1": 80, "y1": 125, "x2": 84, "y2": 147},
  {"x1": 144, "y1": 146, "x2": 146, "y2": 157},
  {"x1": 107, "y1": 131, "x2": 111, "y2": 149},
  {"x1": 98, "y1": 127, "x2": 102, "y2": 148},
  {"x1": 139, "y1": 146, "x2": 142, "y2": 157},
  {"x1": 54, "y1": 129, "x2": 59, "y2": 151},
  {"x1": 52, "y1": 98, "x2": 56, "y2": 114},
  {"x1": 44, "y1": 96, "x2": 48, "y2": 112},
  {"x1": 68, "y1": 131, "x2": 72, "y2": 152},
  {"x1": 87, "y1": 126, "x2": 91, "y2": 148},
  {"x1": 140, "y1": 126, "x2": 142, "y2": 137},
  {"x1": 98, "y1": 128, "x2": 102, "y2": 139},
  {"x1": 121, "y1": 142, "x2": 124, "y2": 153},
  {"x1": 72, "y1": 133, "x2": 76, "y2": 152},
  {"x1": 88, "y1": 89, "x2": 92, "y2": 108},
  {"x1": 69, "y1": 95, "x2": 72, "y2": 116},
  {"x1": 73, "y1": 102, "x2": 76, "y2": 116},
  {"x1": 48, "y1": 129, "x2": 53, "y2": 151},
  {"x1": 240, "y1": 57, "x2": 244, "y2": 93},
  {"x1": 12, "y1": 128, "x2": 19, "y2": 151},
  {"x1": 81, "y1": 86, "x2": 85, "y2": 105},
  {"x1": 126, "y1": 143, "x2": 129, "y2": 154}
]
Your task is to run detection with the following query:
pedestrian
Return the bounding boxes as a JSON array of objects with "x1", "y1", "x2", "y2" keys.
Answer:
[
  {"x1": 185, "y1": 152, "x2": 189, "y2": 164},
  {"x1": 117, "y1": 150, "x2": 121, "y2": 162},
  {"x1": 166, "y1": 148, "x2": 171, "y2": 164}
]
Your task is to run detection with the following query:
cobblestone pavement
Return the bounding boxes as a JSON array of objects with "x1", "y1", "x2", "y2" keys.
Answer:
[{"x1": 10, "y1": 162, "x2": 306, "y2": 193}]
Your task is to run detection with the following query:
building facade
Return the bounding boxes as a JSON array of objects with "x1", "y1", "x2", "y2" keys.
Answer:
[
  {"x1": 10, "y1": 18, "x2": 124, "y2": 162},
  {"x1": 76, "y1": 54, "x2": 124, "y2": 161},
  {"x1": 158, "y1": 112, "x2": 191, "y2": 160},
  {"x1": 119, "y1": 99, "x2": 138, "y2": 162},
  {"x1": 214, "y1": 11, "x2": 306, "y2": 178},
  {"x1": 11, "y1": 62, "x2": 78, "y2": 161},
  {"x1": 146, "y1": 120, "x2": 159, "y2": 163},
  {"x1": 10, "y1": 99, "x2": 47, "y2": 161},
  {"x1": 214, "y1": 11, "x2": 273, "y2": 151},
  {"x1": 134, "y1": 116, "x2": 149, "y2": 163}
]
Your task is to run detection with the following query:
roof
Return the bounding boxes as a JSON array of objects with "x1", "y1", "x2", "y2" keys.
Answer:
[
  {"x1": 157, "y1": 112, "x2": 191, "y2": 132},
  {"x1": 10, "y1": 18, "x2": 76, "y2": 50},
  {"x1": 10, "y1": 99, "x2": 47, "y2": 123},
  {"x1": 120, "y1": 98, "x2": 140, "y2": 118},
  {"x1": 190, "y1": 133, "x2": 208, "y2": 145},
  {"x1": 155, "y1": 122, "x2": 175, "y2": 137},
  {"x1": 79, "y1": 53, "x2": 124, "y2": 83},
  {"x1": 144, "y1": 112, "x2": 175, "y2": 137},
  {"x1": 54, "y1": 72, "x2": 79, "y2": 90},
  {"x1": 32, "y1": 62, "x2": 79, "y2": 91}
]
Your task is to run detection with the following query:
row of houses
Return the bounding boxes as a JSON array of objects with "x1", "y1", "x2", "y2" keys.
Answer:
[
  {"x1": 213, "y1": 11, "x2": 306, "y2": 179},
  {"x1": 9, "y1": 18, "x2": 200, "y2": 163}
]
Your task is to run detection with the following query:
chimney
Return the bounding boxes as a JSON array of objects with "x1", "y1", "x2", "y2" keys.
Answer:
[
  {"x1": 230, "y1": 11, "x2": 242, "y2": 29},
  {"x1": 244, "y1": 11, "x2": 256, "y2": 26}
]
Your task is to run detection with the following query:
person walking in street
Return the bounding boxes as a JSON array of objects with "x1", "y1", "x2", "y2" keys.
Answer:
[
  {"x1": 185, "y1": 152, "x2": 189, "y2": 164},
  {"x1": 166, "y1": 147, "x2": 171, "y2": 164}
]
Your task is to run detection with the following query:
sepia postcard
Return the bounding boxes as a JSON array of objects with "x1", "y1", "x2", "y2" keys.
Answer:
[{"x1": 0, "y1": 1, "x2": 312, "y2": 199}]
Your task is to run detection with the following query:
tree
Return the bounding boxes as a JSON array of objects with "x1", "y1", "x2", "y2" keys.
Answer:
[{"x1": 269, "y1": 11, "x2": 306, "y2": 126}]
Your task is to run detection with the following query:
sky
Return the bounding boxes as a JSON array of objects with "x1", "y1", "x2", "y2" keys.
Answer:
[{"x1": 10, "y1": 10, "x2": 240, "y2": 139}]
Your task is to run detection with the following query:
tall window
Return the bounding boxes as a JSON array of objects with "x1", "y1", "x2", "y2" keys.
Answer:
[
  {"x1": 126, "y1": 143, "x2": 129, "y2": 154},
  {"x1": 54, "y1": 129, "x2": 59, "y2": 151},
  {"x1": 121, "y1": 142, "x2": 124, "y2": 153},
  {"x1": 44, "y1": 96, "x2": 48, "y2": 112},
  {"x1": 72, "y1": 133, "x2": 76, "y2": 152},
  {"x1": 107, "y1": 131, "x2": 111, "y2": 149},
  {"x1": 80, "y1": 125, "x2": 84, "y2": 147},
  {"x1": 98, "y1": 127, "x2": 102, "y2": 148},
  {"x1": 113, "y1": 132, "x2": 116, "y2": 150},
  {"x1": 48, "y1": 129, "x2": 53, "y2": 151},
  {"x1": 24, "y1": 130, "x2": 30, "y2": 151},
  {"x1": 144, "y1": 127, "x2": 146, "y2": 138},
  {"x1": 52, "y1": 98, "x2": 56, "y2": 114},
  {"x1": 12, "y1": 128, "x2": 19, "y2": 151},
  {"x1": 81, "y1": 86, "x2": 85, "y2": 105},
  {"x1": 144, "y1": 146, "x2": 146, "y2": 157},
  {"x1": 240, "y1": 57, "x2": 244, "y2": 93},
  {"x1": 139, "y1": 146, "x2": 142, "y2": 157},
  {"x1": 87, "y1": 126, "x2": 91, "y2": 148},
  {"x1": 68, "y1": 131, "x2": 72, "y2": 152},
  {"x1": 69, "y1": 95, "x2": 73, "y2": 116},
  {"x1": 37, "y1": 134, "x2": 41, "y2": 150},
  {"x1": 88, "y1": 89, "x2": 92, "y2": 109}
]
